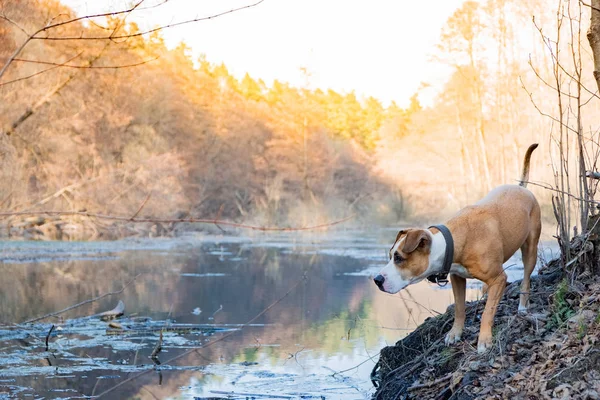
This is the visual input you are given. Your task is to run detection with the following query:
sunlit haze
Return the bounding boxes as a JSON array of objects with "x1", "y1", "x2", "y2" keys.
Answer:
[{"x1": 61, "y1": 0, "x2": 466, "y2": 106}]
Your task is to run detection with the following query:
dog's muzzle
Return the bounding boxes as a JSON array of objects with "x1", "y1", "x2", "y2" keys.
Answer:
[{"x1": 373, "y1": 274, "x2": 385, "y2": 290}]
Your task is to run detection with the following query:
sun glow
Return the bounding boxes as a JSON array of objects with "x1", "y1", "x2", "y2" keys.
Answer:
[{"x1": 60, "y1": 0, "x2": 467, "y2": 107}]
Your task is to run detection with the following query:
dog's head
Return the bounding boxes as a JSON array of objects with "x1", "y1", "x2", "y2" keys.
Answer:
[{"x1": 374, "y1": 229, "x2": 433, "y2": 293}]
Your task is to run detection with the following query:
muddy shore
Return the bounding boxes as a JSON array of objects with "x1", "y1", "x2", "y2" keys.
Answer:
[{"x1": 0, "y1": 216, "x2": 217, "y2": 241}]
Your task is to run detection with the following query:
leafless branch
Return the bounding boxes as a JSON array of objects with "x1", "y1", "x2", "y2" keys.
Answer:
[
  {"x1": 36, "y1": 0, "x2": 146, "y2": 33},
  {"x1": 520, "y1": 76, "x2": 579, "y2": 135},
  {"x1": 0, "y1": 14, "x2": 30, "y2": 36},
  {"x1": 34, "y1": 0, "x2": 266, "y2": 41},
  {"x1": 0, "y1": 0, "x2": 263, "y2": 84},
  {"x1": 580, "y1": 0, "x2": 600, "y2": 14},
  {"x1": 533, "y1": 14, "x2": 600, "y2": 101},
  {"x1": 528, "y1": 55, "x2": 577, "y2": 99},
  {"x1": 525, "y1": 180, "x2": 600, "y2": 204}
]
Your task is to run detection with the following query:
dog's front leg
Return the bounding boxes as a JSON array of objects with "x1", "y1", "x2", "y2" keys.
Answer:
[
  {"x1": 445, "y1": 274, "x2": 466, "y2": 345},
  {"x1": 478, "y1": 271, "x2": 507, "y2": 353}
]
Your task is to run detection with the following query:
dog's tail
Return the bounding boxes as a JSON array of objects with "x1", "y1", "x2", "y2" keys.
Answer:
[{"x1": 519, "y1": 143, "x2": 539, "y2": 187}]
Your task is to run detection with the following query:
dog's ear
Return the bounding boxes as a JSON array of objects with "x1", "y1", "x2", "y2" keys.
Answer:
[
  {"x1": 390, "y1": 229, "x2": 408, "y2": 254},
  {"x1": 393, "y1": 229, "x2": 408, "y2": 244},
  {"x1": 402, "y1": 229, "x2": 431, "y2": 253}
]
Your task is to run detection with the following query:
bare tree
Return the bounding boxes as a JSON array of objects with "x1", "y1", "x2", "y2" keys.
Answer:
[
  {"x1": 526, "y1": 0, "x2": 600, "y2": 275},
  {"x1": 588, "y1": 0, "x2": 600, "y2": 91}
]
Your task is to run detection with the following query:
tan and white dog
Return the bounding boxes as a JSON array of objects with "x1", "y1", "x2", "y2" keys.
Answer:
[{"x1": 374, "y1": 144, "x2": 541, "y2": 353}]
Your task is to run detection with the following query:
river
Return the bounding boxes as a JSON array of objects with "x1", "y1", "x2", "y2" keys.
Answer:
[{"x1": 0, "y1": 230, "x2": 559, "y2": 399}]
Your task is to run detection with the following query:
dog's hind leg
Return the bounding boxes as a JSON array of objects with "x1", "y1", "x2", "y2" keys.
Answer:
[
  {"x1": 445, "y1": 273, "x2": 466, "y2": 345},
  {"x1": 518, "y1": 235, "x2": 539, "y2": 313}
]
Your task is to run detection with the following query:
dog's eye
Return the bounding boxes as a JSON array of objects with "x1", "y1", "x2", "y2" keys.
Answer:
[{"x1": 394, "y1": 252, "x2": 404, "y2": 264}]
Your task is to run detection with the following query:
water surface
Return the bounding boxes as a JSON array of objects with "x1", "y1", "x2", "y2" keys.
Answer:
[{"x1": 0, "y1": 231, "x2": 558, "y2": 399}]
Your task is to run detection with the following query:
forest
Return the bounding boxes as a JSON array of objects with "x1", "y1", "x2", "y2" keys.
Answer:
[{"x1": 2, "y1": 0, "x2": 593, "y2": 239}]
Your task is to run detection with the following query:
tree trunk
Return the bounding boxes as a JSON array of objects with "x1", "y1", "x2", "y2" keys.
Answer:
[{"x1": 588, "y1": 0, "x2": 600, "y2": 92}]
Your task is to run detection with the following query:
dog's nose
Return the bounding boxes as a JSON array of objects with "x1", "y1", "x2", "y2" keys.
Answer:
[{"x1": 374, "y1": 274, "x2": 385, "y2": 288}]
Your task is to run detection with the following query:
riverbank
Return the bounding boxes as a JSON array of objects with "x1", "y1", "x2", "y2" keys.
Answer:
[{"x1": 372, "y1": 259, "x2": 600, "y2": 399}]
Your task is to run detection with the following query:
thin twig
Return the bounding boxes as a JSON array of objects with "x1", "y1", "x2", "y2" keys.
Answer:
[
  {"x1": 130, "y1": 191, "x2": 152, "y2": 220},
  {"x1": 22, "y1": 274, "x2": 140, "y2": 324},
  {"x1": 0, "y1": 52, "x2": 83, "y2": 87},
  {"x1": 0, "y1": 15, "x2": 30, "y2": 37},
  {"x1": 332, "y1": 353, "x2": 381, "y2": 375},
  {"x1": 8, "y1": 56, "x2": 159, "y2": 69},
  {"x1": 525, "y1": 180, "x2": 600, "y2": 204},
  {"x1": 520, "y1": 76, "x2": 579, "y2": 135}
]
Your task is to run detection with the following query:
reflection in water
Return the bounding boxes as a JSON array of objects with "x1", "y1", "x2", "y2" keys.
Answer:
[{"x1": 0, "y1": 233, "x2": 553, "y2": 399}]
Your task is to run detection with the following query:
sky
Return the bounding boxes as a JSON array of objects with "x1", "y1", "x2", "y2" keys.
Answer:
[{"x1": 61, "y1": 0, "x2": 467, "y2": 107}]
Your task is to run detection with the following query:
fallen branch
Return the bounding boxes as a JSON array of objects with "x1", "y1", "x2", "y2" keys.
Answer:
[
  {"x1": 22, "y1": 274, "x2": 140, "y2": 324},
  {"x1": 98, "y1": 300, "x2": 125, "y2": 321},
  {"x1": 0, "y1": 210, "x2": 355, "y2": 231}
]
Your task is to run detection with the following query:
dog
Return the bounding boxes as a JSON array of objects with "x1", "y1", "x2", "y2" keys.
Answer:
[{"x1": 374, "y1": 143, "x2": 541, "y2": 353}]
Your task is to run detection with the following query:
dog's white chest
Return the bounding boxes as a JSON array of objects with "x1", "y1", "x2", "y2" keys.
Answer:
[{"x1": 449, "y1": 264, "x2": 473, "y2": 279}]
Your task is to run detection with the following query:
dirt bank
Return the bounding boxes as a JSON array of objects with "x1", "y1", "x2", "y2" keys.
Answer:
[
  {"x1": 0, "y1": 216, "x2": 221, "y2": 241},
  {"x1": 372, "y1": 261, "x2": 600, "y2": 399}
]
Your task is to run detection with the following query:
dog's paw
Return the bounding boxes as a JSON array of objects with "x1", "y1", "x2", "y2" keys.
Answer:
[
  {"x1": 477, "y1": 337, "x2": 492, "y2": 354},
  {"x1": 444, "y1": 328, "x2": 463, "y2": 345},
  {"x1": 517, "y1": 303, "x2": 528, "y2": 314}
]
